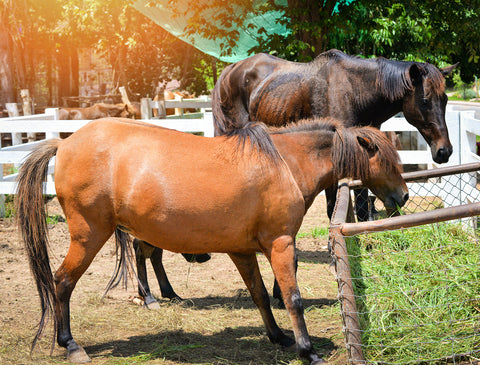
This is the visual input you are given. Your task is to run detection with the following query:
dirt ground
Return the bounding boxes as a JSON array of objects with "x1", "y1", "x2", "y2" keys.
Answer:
[{"x1": 0, "y1": 195, "x2": 347, "y2": 365}]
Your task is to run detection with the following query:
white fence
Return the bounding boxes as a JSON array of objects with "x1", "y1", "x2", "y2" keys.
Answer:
[{"x1": 1, "y1": 101, "x2": 479, "y2": 216}]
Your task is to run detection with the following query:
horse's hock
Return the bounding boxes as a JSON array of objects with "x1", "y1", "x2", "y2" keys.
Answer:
[{"x1": 330, "y1": 163, "x2": 480, "y2": 364}]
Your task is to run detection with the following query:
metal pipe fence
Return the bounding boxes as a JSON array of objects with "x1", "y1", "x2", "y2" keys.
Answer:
[{"x1": 329, "y1": 163, "x2": 480, "y2": 364}]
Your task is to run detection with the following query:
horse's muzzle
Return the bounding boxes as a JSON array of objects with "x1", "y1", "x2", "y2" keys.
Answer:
[{"x1": 433, "y1": 145, "x2": 453, "y2": 164}]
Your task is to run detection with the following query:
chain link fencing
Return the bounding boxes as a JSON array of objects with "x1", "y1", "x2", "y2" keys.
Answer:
[{"x1": 329, "y1": 163, "x2": 480, "y2": 364}]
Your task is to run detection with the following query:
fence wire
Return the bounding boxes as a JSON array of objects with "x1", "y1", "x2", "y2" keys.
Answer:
[{"x1": 336, "y1": 169, "x2": 480, "y2": 364}]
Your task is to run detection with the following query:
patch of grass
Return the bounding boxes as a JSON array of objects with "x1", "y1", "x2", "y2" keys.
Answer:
[
  {"x1": 297, "y1": 227, "x2": 328, "y2": 239},
  {"x1": 46, "y1": 214, "x2": 64, "y2": 224},
  {"x1": 2, "y1": 194, "x2": 14, "y2": 218},
  {"x1": 348, "y1": 223, "x2": 480, "y2": 363}
]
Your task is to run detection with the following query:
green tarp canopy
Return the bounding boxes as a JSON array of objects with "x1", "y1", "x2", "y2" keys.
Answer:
[
  {"x1": 132, "y1": 0, "x2": 290, "y2": 63},
  {"x1": 133, "y1": 1, "x2": 354, "y2": 63}
]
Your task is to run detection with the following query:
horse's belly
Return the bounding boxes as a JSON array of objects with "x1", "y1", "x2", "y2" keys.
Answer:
[{"x1": 127, "y1": 211, "x2": 261, "y2": 254}]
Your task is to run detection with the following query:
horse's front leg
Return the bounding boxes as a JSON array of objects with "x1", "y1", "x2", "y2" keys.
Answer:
[
  {"x1": 325, "y1": 184, "x2": 338, "y2": 220},
  {"x1": 268, "y1": 235, "x2": 326, "y2": 365},
  {"x1": 228, "y1": 252, "x2": 294, "y2": 347},
  {"x1": 149, "y1": 245, "x2": 182, "y2": 302},
  {"x1": 272, "y1": 254, "x2": 298, "y2": 309}
]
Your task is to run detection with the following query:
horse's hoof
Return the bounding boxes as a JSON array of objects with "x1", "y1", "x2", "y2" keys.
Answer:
[
  {"x1": 67, "y1": 347, "x2": 91, "y2": 363},
  {"x1": 169, "y1": 296, "x2": 183, "y2": 304},
  {"x1": 145, "y1": 301, "x2": 161, "y2": 310}
]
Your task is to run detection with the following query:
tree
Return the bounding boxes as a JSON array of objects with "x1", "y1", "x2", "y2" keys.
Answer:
[{"x1": 160, "y1": 0, "x2": 479, "y2": 80}]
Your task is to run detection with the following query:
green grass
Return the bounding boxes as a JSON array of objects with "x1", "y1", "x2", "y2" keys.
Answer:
[
  {"x1": 297, "y1": 227, "x2": 329, "y2": 239},
  {"x1": 348, "y1": 223, "x2": 480, "y2": 363}
]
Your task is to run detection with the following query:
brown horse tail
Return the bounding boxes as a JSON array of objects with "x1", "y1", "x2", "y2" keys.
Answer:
[
  {"x1": 212, "y1": 63, "x2": 250, "y2": 136},
  {"x1": 15, "y1": 138, "x2": 61, "y2": 352}
]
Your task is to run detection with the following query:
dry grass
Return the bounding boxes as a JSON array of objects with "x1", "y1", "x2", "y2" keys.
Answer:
[{"x1": 0, "y1": 196, "x2": 347, "y2": 364}]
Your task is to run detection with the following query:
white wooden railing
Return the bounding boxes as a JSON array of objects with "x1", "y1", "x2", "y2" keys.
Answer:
[{"x1": 1, "y1": 101, "x2": 479, "y2": 216}]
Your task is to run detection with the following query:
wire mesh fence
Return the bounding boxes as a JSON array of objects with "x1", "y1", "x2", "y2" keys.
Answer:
[{"x1": 330, "y1": 163, "x2": 480, "y2": 364}]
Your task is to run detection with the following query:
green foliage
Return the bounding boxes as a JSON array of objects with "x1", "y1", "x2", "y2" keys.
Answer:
[
  {"x1": 462, "y1": 89, "x2": 478, "y2": 100},
  {"x1": 349, "y1": 223, "x2": 480, "y2": 362}
]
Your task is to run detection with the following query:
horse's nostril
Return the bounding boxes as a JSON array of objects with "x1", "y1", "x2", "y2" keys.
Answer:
[{"x1": 403, "y1": 192, "x2": 409, "y2": 203}]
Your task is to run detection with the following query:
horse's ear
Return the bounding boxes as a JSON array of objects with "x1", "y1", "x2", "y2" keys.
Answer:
[
  {"x1": 408, "y1": 64, "x2": 422, "y2": 86},
  {"x1": 357, "y1": 136, "x2": 378, "y2": 157},
  {"x1": 440, "y1": 62, "x2": 459, "y2": 77}
]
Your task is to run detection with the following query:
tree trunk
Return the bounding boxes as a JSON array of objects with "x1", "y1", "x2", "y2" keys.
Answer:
[
  {"x1": 0, "y1": 24, "x2": 16, "y2": 105},
  {"x1": 286, "y1": 0, "x2": 336, "y2": 60},
  {"x1": 70, "y1": 47, "x2": 79, "y2": 97}
]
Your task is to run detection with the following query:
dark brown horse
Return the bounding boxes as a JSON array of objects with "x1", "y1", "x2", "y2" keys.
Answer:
[
  {"x1": 212, "y1": 49, "x2": 456, "y2": 220},
  {"x1": 16, "y1": 118, "x2": 406, "y2": 364}
]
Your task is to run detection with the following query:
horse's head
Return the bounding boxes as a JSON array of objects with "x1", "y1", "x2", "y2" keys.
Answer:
[
  {"x1": 333, "y1": 126, "x2": 409, "y2": 210},
  {"x1": 357, "y1": 133, "x2": 409, "y2": 210},
  {"x1": 402, "y1": 62, "x2": 457, "y2": 164},
  {"x1": 121, "y1": 103, "x2": 141, "y2": 119}
]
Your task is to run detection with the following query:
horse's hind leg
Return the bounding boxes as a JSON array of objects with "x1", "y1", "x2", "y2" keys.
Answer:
[
  {"x1": 133, "y1": 239, "x2": 161, "y2": 308},
  {"x1": 228, "y1": 252, "x2": 294, "y2": 347},
  {"x1": 268, "y1": 235, "x2": 325, "y2": 364},
  {"x1": 54, "y1": 218, "x2": 114, "y2": 363}
]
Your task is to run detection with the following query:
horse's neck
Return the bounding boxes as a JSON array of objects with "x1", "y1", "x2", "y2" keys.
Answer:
[
  {"x1": 332, "y1": 61, "x2": 404, "y2": 127},
  {"x1": 273, "y1": 133, "x2": 335, "y2": 210}
]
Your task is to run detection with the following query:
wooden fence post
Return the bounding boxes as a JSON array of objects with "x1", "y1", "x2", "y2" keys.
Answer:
[
  {"x1": 119, "y1": 86, "x2": 131, "y2": 105},
  {"x1": 141, "y1": 98, "x2": 152, "y2": 120},
  {"x1": 45, "y1": 108, "x2": 60, "y2": 139},
  {"x1": 21, "y1": 89, "x2": 36, "y2": 143},
  {"x1": 5, "y1": 103, "x2": 22, "y2": 147}
]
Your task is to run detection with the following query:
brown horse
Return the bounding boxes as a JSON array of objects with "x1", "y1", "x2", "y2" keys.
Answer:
[
  {"x1": 132, "y1": 119, "x2": 409, "y2": 309},
  {"x1": 58, "y1": 103, "x2": 138, "y2": 120},
  {"x1": 212, "y1": 49, "x2": 456, "y2": 221},
  {"x1": 15, "y1": 118, "x2": 407, "y2": 364}
]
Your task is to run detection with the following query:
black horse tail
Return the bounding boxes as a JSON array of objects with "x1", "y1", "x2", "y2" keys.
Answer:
[
  {"x1": 212, "y1": 62, "x2": 250, "y2": 136},
  {"x1": 15, "y1": 138, "x2": 61, "y2": 353},
  {"x1": 103, "y1": 228, "x2": 135, "y2": 296}
]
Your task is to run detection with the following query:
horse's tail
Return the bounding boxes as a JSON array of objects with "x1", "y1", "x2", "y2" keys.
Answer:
[
  {"x1": 103, "y1": 228, "x2": 135, "y2": 296},
  {"x1": 212, "y1": 62, "x2": 250, "y2": 136},
  {"x1": 15, "y1": 138, "x2": 61, "y2": 352}
]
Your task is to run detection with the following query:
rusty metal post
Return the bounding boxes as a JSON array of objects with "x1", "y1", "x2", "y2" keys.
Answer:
[{"x1": 329, "y1": 183, "x2": 365, "y2": 363}]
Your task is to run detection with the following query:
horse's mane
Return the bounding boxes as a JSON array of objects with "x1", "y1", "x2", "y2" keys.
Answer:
[
  {"x1": 375, "y1": 59, "x2": 446, "y2": 100},
  {"x1": 212, "y1": 63, "x2": 238, "y2": 135},
  {"x1": 227, "y1": 122, "x2": 282, "y2": 165},
  {"x1": 332, "y1": 125, "x2": 402, "y2": 181},
  {"x1": 314, "y1": 49, "x2": 446, "y2": 101},
  {"x1": 271, "y1": 117, "x2": 402, "y2": 181}
]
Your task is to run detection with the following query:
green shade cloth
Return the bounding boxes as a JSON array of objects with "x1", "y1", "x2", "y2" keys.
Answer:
[
  {"x1": 133, "y1": 0, "x2": 355, "y2": 63},
  {"x1": 132, "y1": 0, "x2": 290, "y2": 63}
]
